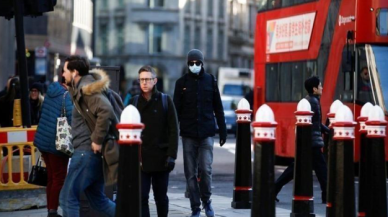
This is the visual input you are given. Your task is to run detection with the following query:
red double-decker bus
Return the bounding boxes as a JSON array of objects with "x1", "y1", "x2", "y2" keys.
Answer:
[{"x1": 254, "y1": 0, "x2": 388, "y2": 161}]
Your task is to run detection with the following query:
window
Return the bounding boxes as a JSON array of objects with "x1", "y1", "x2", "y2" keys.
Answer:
[
  {"x1": 117, "y1": 0, "x2": 124, "y2": 7},
  {"x1": 185, "y1": 0, "x2": 191, "y2": 13},
  {"x1": 148, "y1": 24, "x2": 163, "y2": 54},
  {"x1": 208, "y1": 0, "x2": 213, "y2": 16},
  {"x1": 257, "y1": 0, "x2": 317, "y2": 12},
  {"x1": 149, "y1": 0, "x2": 164, "y2": 8},
  {"x1": 370, "y1": 45, "x2": 388, "y2": 112},
  {"x1": 206, "y1": 27, "x2": 213, "y2": 58},
  {"x1": 102, "y1": 0, "x2": 108, "y2": 8},
  {"x1": 100, "y1": 25, "x2": 108, "y2": 55},
  {"x1": 184, "y1": 24, "x2": 191, "y2": 53},
  {"x1": 217, "y1": 28, "x2": 224, "y2": 58},
  {"x1": 377, "y1": 9, "x2": 388, "y2": 36},
  {"x1": 194, "y1": 25, "x2": 201, "y2": 49},
  {"x1": 116, "y1": 24, "x2": 125, "y2": 54},
  {"x1": 196, "y1": 0, "x2": 201, "y2": 15},
  {"x1": 265, "y1": 61, "x2": 317, "y2": 102},
  {"x1": 219, "y1": 0, "x2": 224, "y2": 18}
]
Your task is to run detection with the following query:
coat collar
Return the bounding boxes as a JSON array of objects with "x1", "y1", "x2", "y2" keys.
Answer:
[{"x1": 71, "y1": 68, "x2": 110, "y2": 102}]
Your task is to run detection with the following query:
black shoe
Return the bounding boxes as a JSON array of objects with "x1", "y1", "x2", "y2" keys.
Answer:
[
  {"x1": 275, "y1": 197, "x2": 279, "y2": 202},
  {"x1": 191, "y1": 208, "x2": 201, "y2": 217}
]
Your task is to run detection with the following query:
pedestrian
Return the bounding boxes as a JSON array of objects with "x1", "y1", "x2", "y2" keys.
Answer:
[
  {"x1": 123, "y1": 80, "x2": 141, "y2": 106},
  {"x1": 129, "y1": 65, "x2": 178, "y2": 217},
  {"x1": 0, "y1": 76, "x2": 20, "y2": 127},
  {"x1": 59, "y1": 56, "x2": 116, "y2": 217},
  {"x1": 34, "y1": 75, "x2": 73, "y2": 217},
  {"x1": 275, "y1": 76, "x2": 329, "y2": 203},
  {"x1": 173, "y1": 49, "x2": 227, "y2": 217},
  {"x1": 30, "y1": 82, "x2": 44, "y2": 125}
]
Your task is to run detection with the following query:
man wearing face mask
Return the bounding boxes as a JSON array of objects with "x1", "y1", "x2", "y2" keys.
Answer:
[{"x1": 173, "y1": 49, "x2": 227, "y2": 217}]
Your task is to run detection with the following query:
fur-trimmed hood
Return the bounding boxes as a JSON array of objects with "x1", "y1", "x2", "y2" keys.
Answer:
[{"x1": 81, "y1": 68, "x2": 111, "y2": 95}]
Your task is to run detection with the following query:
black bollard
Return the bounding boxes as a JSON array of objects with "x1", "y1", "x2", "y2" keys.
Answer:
[
  {"x1": 364, "y1": 105, "x2": 387, "y2": 217},
  {"x1": 116, "y1": 106, "x2": 145, "y2": 217},
  {"x1": 232, "y1": 99, "x2": 252, "y2": 209},
  {"x1": 330, "y1": 105, "x2": 356, "y2": 217},
  {"x1": 291, "y1": 99, "x2": 315, "y2": 217},
  {"x1": 251, "y1": 104, "x2": 277, "y2": 217},
  {"x1": 326, "y1": 100, "x2": 343, "y2": 216},
  {"x1": 356, "y1": 102, "x2": 373, "y2": 217}
]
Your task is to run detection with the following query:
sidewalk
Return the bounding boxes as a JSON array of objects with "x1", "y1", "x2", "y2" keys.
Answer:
[{"x1": 1, "y1": 192, "x2": 324, "y2": 217}]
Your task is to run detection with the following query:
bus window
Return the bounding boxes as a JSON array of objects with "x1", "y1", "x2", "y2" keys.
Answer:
[
  {"x1": 377, "y1": 9, "x2": 388, "y2": 36},
  {"x1": 257, "y1": 0, "x2": 317, "y2": 12},
  {"x1": 368, "y1": 45, "x2": 388, "y2": 113},
  {"x1": 356, "y1": 46, "x2": 373, "y2": 105},
  {"x1": 334, "y1": 47, "x2": 354, "y2": 103},
  {"x1": 266, "y1": 64, "x2": 280, "y2": 101},
  {"x1": 280, "y1": 63, "x2": 292, "y2": 101}
]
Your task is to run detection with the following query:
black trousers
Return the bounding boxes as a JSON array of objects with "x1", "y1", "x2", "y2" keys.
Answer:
[
  {"x1": 275, "y1": 147, "x2": 327, "y2": 196},
  {"x1": 141, "y1": 171, "x2": 169, "y2": 217}
]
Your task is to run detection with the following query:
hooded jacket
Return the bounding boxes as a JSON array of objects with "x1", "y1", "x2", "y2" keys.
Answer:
[
  {"x1": 70, "y1": 69, "x2": 116, "y2": 149},
  {"x1": 173, "y1": 69, "x2": 227, "y2": 140},
  {"x1": 305, "y1": 94, "x2": 330, "y2": 148},
  {"x1": 34, "y1": 82, "x2": 73, "y2": 156}
]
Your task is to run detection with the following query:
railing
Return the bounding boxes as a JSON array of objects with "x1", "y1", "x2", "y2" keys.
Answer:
[{"x1": 0, "y1": 127, "x2": 41, "y2": 190}]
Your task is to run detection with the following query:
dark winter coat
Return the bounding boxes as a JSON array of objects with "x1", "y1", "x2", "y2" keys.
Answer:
[
  {"x1": 34, "y1": 82, "x2": 73, "y2": 156},
  {"x1": 173, "y1": 69, "x2": 227, "y2": 140},
  {"x1": 30, "y1": 99, "x2": 41, "y2": 125},
  {"x1": 305, "y1": 94, "x2": 329, "y2": 148},
  {"x1": 129, "y1": 88, "x2": 179, "y2": 172}
]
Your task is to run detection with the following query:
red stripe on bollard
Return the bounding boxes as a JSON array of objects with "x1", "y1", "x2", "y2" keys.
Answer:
[
  {"x1": 326, "y1": 203, "x2": 332, "y2": 208},
  {"x1": 293, "y1": 196, "x2": 313, "y2": 201},
  {"x1": 358, "y1": 212, "x2": 366, "y2": 217},
  {"x1": 234, "y1": 186, "x2": 252, "y2": 191}
]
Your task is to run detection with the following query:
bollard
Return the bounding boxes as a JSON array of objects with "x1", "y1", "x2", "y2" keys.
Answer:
[
  {"x1": 326, "y1": 100, "x2": 343, "y2": 215},
  {"x1": 364, "y1": 105, "x2": 387, "y2": 217},
  {"x1": 251, "y1": 104, "x2": 277, "y2": 217},
  {"x1": 330, "y1": 105, "x2": 356, "y2": 217},
  {"x1": 116, "y1": 105, "x2": 145, "y2": 217},
  {"x1": 356, "y1": 102, "x2": 373, "y2": 217},
  {"x1": 291, "y1": 99, "x2": 315, "y2": 217},
  {"x1": 232, "y1": 98, "x2": 252, "y2": 209}
]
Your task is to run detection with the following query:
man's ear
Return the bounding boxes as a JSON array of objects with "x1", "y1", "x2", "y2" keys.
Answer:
[
  {"x1": 312, "y1": 87, "x2": 318, "y2": 94},
  {"x1": 154, "y1": 78, "x2": 158, "y2": 85}
]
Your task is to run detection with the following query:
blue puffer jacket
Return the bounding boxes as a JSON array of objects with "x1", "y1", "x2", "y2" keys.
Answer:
[{"x1": 34, "y1": 82, "x2": 73, "y2": 156}]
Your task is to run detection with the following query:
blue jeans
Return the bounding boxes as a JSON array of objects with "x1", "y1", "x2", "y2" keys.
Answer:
[
  {"x1": 59, "y1": 150, "x2": 116, "y2": 217},
  {"x1": 182, "y1": 137, "x2": 213, "y2": 210},
  {"x1": 141, "y1": 171, "x2": 169, "y2": 217}
]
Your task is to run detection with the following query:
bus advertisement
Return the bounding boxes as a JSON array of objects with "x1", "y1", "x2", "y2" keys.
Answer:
[{"x1": 254, "y1": 0, "x2": 388, "y2": 161}]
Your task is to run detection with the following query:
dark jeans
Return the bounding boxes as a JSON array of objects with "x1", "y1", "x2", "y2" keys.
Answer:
[
  {"x1": 41, "y1": 152, "x2": 69, "y2": 211},
  {"x1": 141, "y1": 171, "x2": 169, "y2": 217},
  {"x1": 275, "y1": 147, "x2": 327, "y2": 196},
  {"x1": 182, "y1": 137, "x2": 213, "y2": 210},
  {"x1": 59, "y1": 150, "x2": 115, "y2": 217}
]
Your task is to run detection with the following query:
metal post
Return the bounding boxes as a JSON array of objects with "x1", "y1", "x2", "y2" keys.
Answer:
[
  {"x1": 326, "y1": 100, "x2": 343, "y2": 216},
  {"x1": 116, "y1": 105, "x2": 145, "y2": 217},
  {"x1": 330, "y1": 105, "x2": 356, "y2": 217},
  {"x1": 364, "y1": 105, "x2": 387, "y2": 217},
  {"x1": 251, "y1": 104, "x2": 277, "y2": 217},
  {"x1": 356, "y1": 102, "x2": 373, "y2": 217},
  {"x1": 232, "y1": 98, "x2": 252, "y2": 209},
  {"x1": 291, "y1": 99, "x2": 315, "y2": 217},
  {"x1": 13, "y1": 0, "x2": 31, "y2": 128}
]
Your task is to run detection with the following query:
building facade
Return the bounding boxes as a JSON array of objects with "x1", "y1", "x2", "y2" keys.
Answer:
[
  {"x1": 0, "y1": 18, "x2": 15, "y2": 90},
  {"x1": 95, "y1": 0, "x2": 256, "y2": 94}
]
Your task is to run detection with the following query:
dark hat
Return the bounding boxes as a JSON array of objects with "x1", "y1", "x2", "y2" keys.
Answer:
[
  {"x1": 187, "y1": 49, "x2": 204, "y2": 63},
  {"x1": 30, "y1": 82, "x2": 43, "y2": 93},
  {"x1": 304, "y1": 76, "x2": 320, "y2": 94}
]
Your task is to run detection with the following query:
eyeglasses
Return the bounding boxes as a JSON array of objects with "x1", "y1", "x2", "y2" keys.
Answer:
[
  {"x1": 138, "y1": 78, "x2": 155, "y2": 83},
  {"x1": 188, "y1": 61, "x2": 202, "y2": 66}
]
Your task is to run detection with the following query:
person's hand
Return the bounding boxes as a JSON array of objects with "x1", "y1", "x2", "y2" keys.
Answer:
[
  {"x1": 91, "y1": 142, "x2": 102, "y2": 154},
  {"x1": 220, "y1": 138, "x2": 226, "y2": 147},
  {"x1": 165, "y1": 156, "x2": 175, "y2": 172}
]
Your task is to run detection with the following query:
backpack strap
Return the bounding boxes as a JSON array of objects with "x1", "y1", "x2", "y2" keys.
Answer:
[
  {"x1": 161, "y1": 93, "x2": 168, "y2": 114},
  {"x1": 132, "y1": 95, "x2": 139, "y2": 107}
]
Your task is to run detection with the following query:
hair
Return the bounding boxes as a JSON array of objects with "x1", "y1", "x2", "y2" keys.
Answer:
[
  {"x1": 360, "y1": 66, "x2": 368, "y2": 73},
  {"x1": 3, "y1": 76, "x2": 20, "y2": 102},
  {"x1": 138, "y1": 65, "x2": 156, "y2": 77},
  {"x1": 65, "y1": 55, "x2": 90, "y2": 76},
  {"x1": 304, "y1": 76, "x2": 320, "y2": 94}
]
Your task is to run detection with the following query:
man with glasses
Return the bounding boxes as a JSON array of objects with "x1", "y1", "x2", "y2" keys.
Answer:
[
  {"x1": 129, "y1": 65, "x2": 178, "y2": 217},
  {"x1": 173, "y1": 49, "x2": 227, "y2": 217}
]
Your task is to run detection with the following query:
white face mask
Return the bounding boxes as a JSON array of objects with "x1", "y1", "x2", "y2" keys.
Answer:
[{"x1": 189, "y1": 65, "x2": 201, "y2": 74}]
